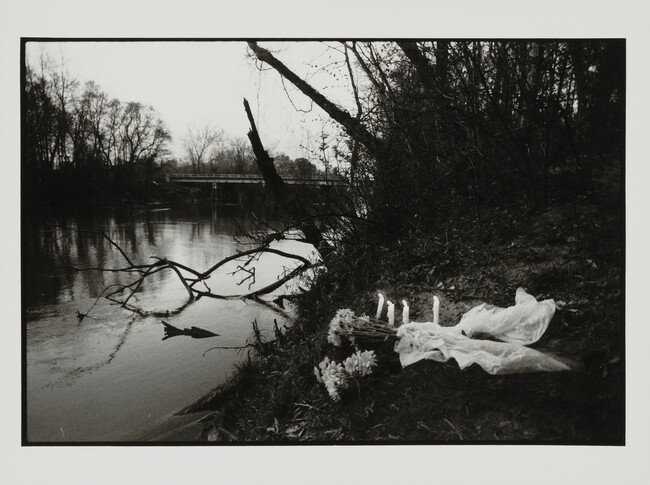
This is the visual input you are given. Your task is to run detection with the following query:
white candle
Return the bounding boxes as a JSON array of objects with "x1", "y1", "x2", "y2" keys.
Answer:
[
  {"x1": 376, "y1": 293, "x2": 385, "y2": 320},
  {"x1": 387, "y1": 300, "x2": 395, "y2": 326},
  {"x1": 402, "y1": 300, "x2": 409, "y2": 325},
  {"x1": 433, "y1": 295, "x2": 440, "y2": 326}
]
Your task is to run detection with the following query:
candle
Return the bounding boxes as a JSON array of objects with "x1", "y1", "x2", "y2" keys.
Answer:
[
  {"x1": 433, "y1": 295, "x2": 440, "y2": 326},
  {"x1": 376, "y1": 293, "x2": 385, "y2": 320},
  {"x1": 387, "y1": 300, "x2": 395, "y2": 326},
  {"x1": 402, "y1": 299, "x2": 409, "y2": 325}
]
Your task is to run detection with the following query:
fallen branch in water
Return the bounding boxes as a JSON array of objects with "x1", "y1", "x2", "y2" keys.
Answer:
[
  {"x1": 161, "y1": 321, "x2": 220, "y2": 340},
  {"x1": 67, "y1": 228, "x2": 322, "y2": 317}
]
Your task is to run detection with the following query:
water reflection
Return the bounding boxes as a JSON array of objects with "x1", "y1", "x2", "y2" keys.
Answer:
[
  {"x1": 24, "y1": 204, "x2": 281, "y2": 308},
  {"x1": 42, "y1": 314, "x2": 137, "y2": 390},
  {"x1": 24, "y1": 202, "x2": 314, "y2": 441}
]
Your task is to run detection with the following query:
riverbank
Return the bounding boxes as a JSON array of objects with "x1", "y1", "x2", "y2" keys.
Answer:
[
  {"x1": 22, "y1": 181, "x2": 202, "y2": 213},
  {"x1": 177, "y1": 190, "x2": 624, "y2": 444},
  {"x1": 22, "y1": 177, "x2": 328, "y2": 214}
]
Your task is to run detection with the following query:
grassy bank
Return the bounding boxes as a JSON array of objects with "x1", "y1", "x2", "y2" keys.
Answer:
[{"x1": 179, "y1": 189, "x2": 624, "y2": 444}]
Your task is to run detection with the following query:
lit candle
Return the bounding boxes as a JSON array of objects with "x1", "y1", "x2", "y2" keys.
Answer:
[
  {"x1": 376, "y1": 293, "x2": 385, "y2": 320},
  {"x1": 433, "y1": 295, "x2": 440, "y2": 326},
  {"x1": 402, "y1": 300, "x2": 409, "y2": 325},
  {"x1": 387, "y1": 300, "x2": 395, "y2": 326}
]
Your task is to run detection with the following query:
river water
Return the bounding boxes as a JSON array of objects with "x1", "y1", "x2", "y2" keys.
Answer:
[{"x1": 24, "y1": 203, "x2": 316, "y2": 442}]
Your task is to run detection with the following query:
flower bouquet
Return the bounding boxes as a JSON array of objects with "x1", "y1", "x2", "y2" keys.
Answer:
[
  {"x1": 314, "y1": 350, "x2": 378, "y2": 401},
  {"x1": 314, "y1": 299, "x2": 401, "y2": 401},
  {"x1": 327, "y1": 308, "x2": 397, "y2": 348}
]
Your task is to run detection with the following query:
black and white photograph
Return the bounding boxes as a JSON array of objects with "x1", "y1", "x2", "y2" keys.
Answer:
[
  {"x1": 22, "y1": 36, "x2": 626, "y2": 444},
  {"x1": 3, "y1": 1, "x2": 649, "y2": 484}
]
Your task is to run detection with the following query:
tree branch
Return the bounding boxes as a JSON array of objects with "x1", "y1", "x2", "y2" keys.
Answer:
[
  {"x1": 70, "y1": 229, "x2": 322, "y2": 317},
  {"x1": 247, "y1": 42, "x2": 387, "y2": 165}
]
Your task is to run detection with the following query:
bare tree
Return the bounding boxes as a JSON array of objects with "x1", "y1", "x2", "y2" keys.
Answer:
[{"x1": 182, "y1": 123, "x2": 224, "y2": 173}]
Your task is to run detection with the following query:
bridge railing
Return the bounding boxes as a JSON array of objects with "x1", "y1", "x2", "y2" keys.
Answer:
[
  {"x1": 167, "y1": 173, "x2": 346, "y2": 183},
  {"x1": 169, "y1": 173, "x2": 262, "y2": 179}
]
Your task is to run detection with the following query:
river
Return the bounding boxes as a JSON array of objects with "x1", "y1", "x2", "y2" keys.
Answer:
[{"x1": 23, "y1": 202, "x2": 317, "y2": 442}]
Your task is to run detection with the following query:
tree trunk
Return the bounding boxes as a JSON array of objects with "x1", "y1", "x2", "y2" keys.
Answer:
[
  {"x1": 568, "y1": 41, "x2": 588, "y2": 127},
  {"x1": 243, "y1": 98, "x2": 332, "y2": 258},
  {"x1": 435, "y1": 41, "x2": 449, "y2": 93}
]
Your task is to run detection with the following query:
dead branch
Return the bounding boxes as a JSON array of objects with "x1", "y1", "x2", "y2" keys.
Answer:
[
  {"x1": 230, "y1": 264, "x2": 256, "y2": 290},
  {"x1": 243, "y1": 97, "x2": 334, "y2": 258},
  {"x1": 161, "y1": 321, "x2": 219, "y2": 340},
  {"x1": 193, "y1": 260, "x2": 320, "y2": 300},
  {"x1": 247, "y1": 42, "x2": 385, "y2": 160},
  {"x1": 68, "y1": 228, "x2": 322, "y2": 317}
]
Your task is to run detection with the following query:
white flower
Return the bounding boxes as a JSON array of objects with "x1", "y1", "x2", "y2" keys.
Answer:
[
  {"x1": 328, "y1": 309, "x2": 354, "y2": 346},
  {"x1": 343, "y1": 356, "x2": 357, "y2": 375},
  {"x1": 336, "y1": 308, "x2": 355, "y2": 327},
  {"x1": 327, "y1": 316, "x2": 343, "y2": 346},
  {"x1": 358, "y1": 350, "x2": 378, "y2": 375},
  {"x1": 313, "y1": 366, "x2": 323, "y2": 383},
  {"x1": 343, "y1": 350, "x2": 378, "y2": 378},
  {"x1": 316, "y1": 350, "x2": 378, "y2": 401},
  {"x1": 327, "y1": 328, "x2": 342, "y2": 347},
  {"x1": 318, "y1": 356, "x2": 332, "y2": 371},
  {"x1": 319, "y1": 359, "x2": 347, "y2": 401}
]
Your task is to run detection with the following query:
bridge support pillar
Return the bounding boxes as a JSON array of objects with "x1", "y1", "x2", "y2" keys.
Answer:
[{"x1": 211, "y1": 182, "x2": 218, "y2": 201}]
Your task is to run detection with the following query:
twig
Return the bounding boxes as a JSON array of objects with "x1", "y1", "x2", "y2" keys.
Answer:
[
  {"x1": 293, "y1": 402, "x2": 326, "y2": 412},
  {"x1": 202, "y1": 344, "x2": 255, "y2": 357},
  {"x1": 443, "y1": 418, "x2": 464, "y2": 440},
  {"x1": 167, "y1": 263, "x2": 196, "y2": 299},
  {"x1": 230, "y1": 265, "x2": 256, "y2": 289}
]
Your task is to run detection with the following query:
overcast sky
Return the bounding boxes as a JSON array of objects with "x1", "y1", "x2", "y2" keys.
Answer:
[{"x1": 25, "y1": 41, "x2": 354, "y2": 162}]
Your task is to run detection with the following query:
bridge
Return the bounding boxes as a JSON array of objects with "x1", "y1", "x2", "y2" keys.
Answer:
[{"x1": 166, "y1": 173, "x2": 346, "y2": 186}]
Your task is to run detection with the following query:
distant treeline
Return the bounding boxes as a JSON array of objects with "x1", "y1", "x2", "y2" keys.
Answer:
[
  {"x1": 22, "y1": 55, "x2": 322, "y2": 205},
  {"x1": 23, "y1": 60, "x2": 172, "y2": 202},
  {"x1": 173, "y1": 123, "x2": 322, "y2": 179}
]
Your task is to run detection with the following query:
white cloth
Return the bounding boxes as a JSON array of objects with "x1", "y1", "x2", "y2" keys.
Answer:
[
  {"x1": 455, "y1": 287, "x2": 556, "y2": 345},
  {"x1": 394, "y1": 289, "x2": 570, "y2": 374}
]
